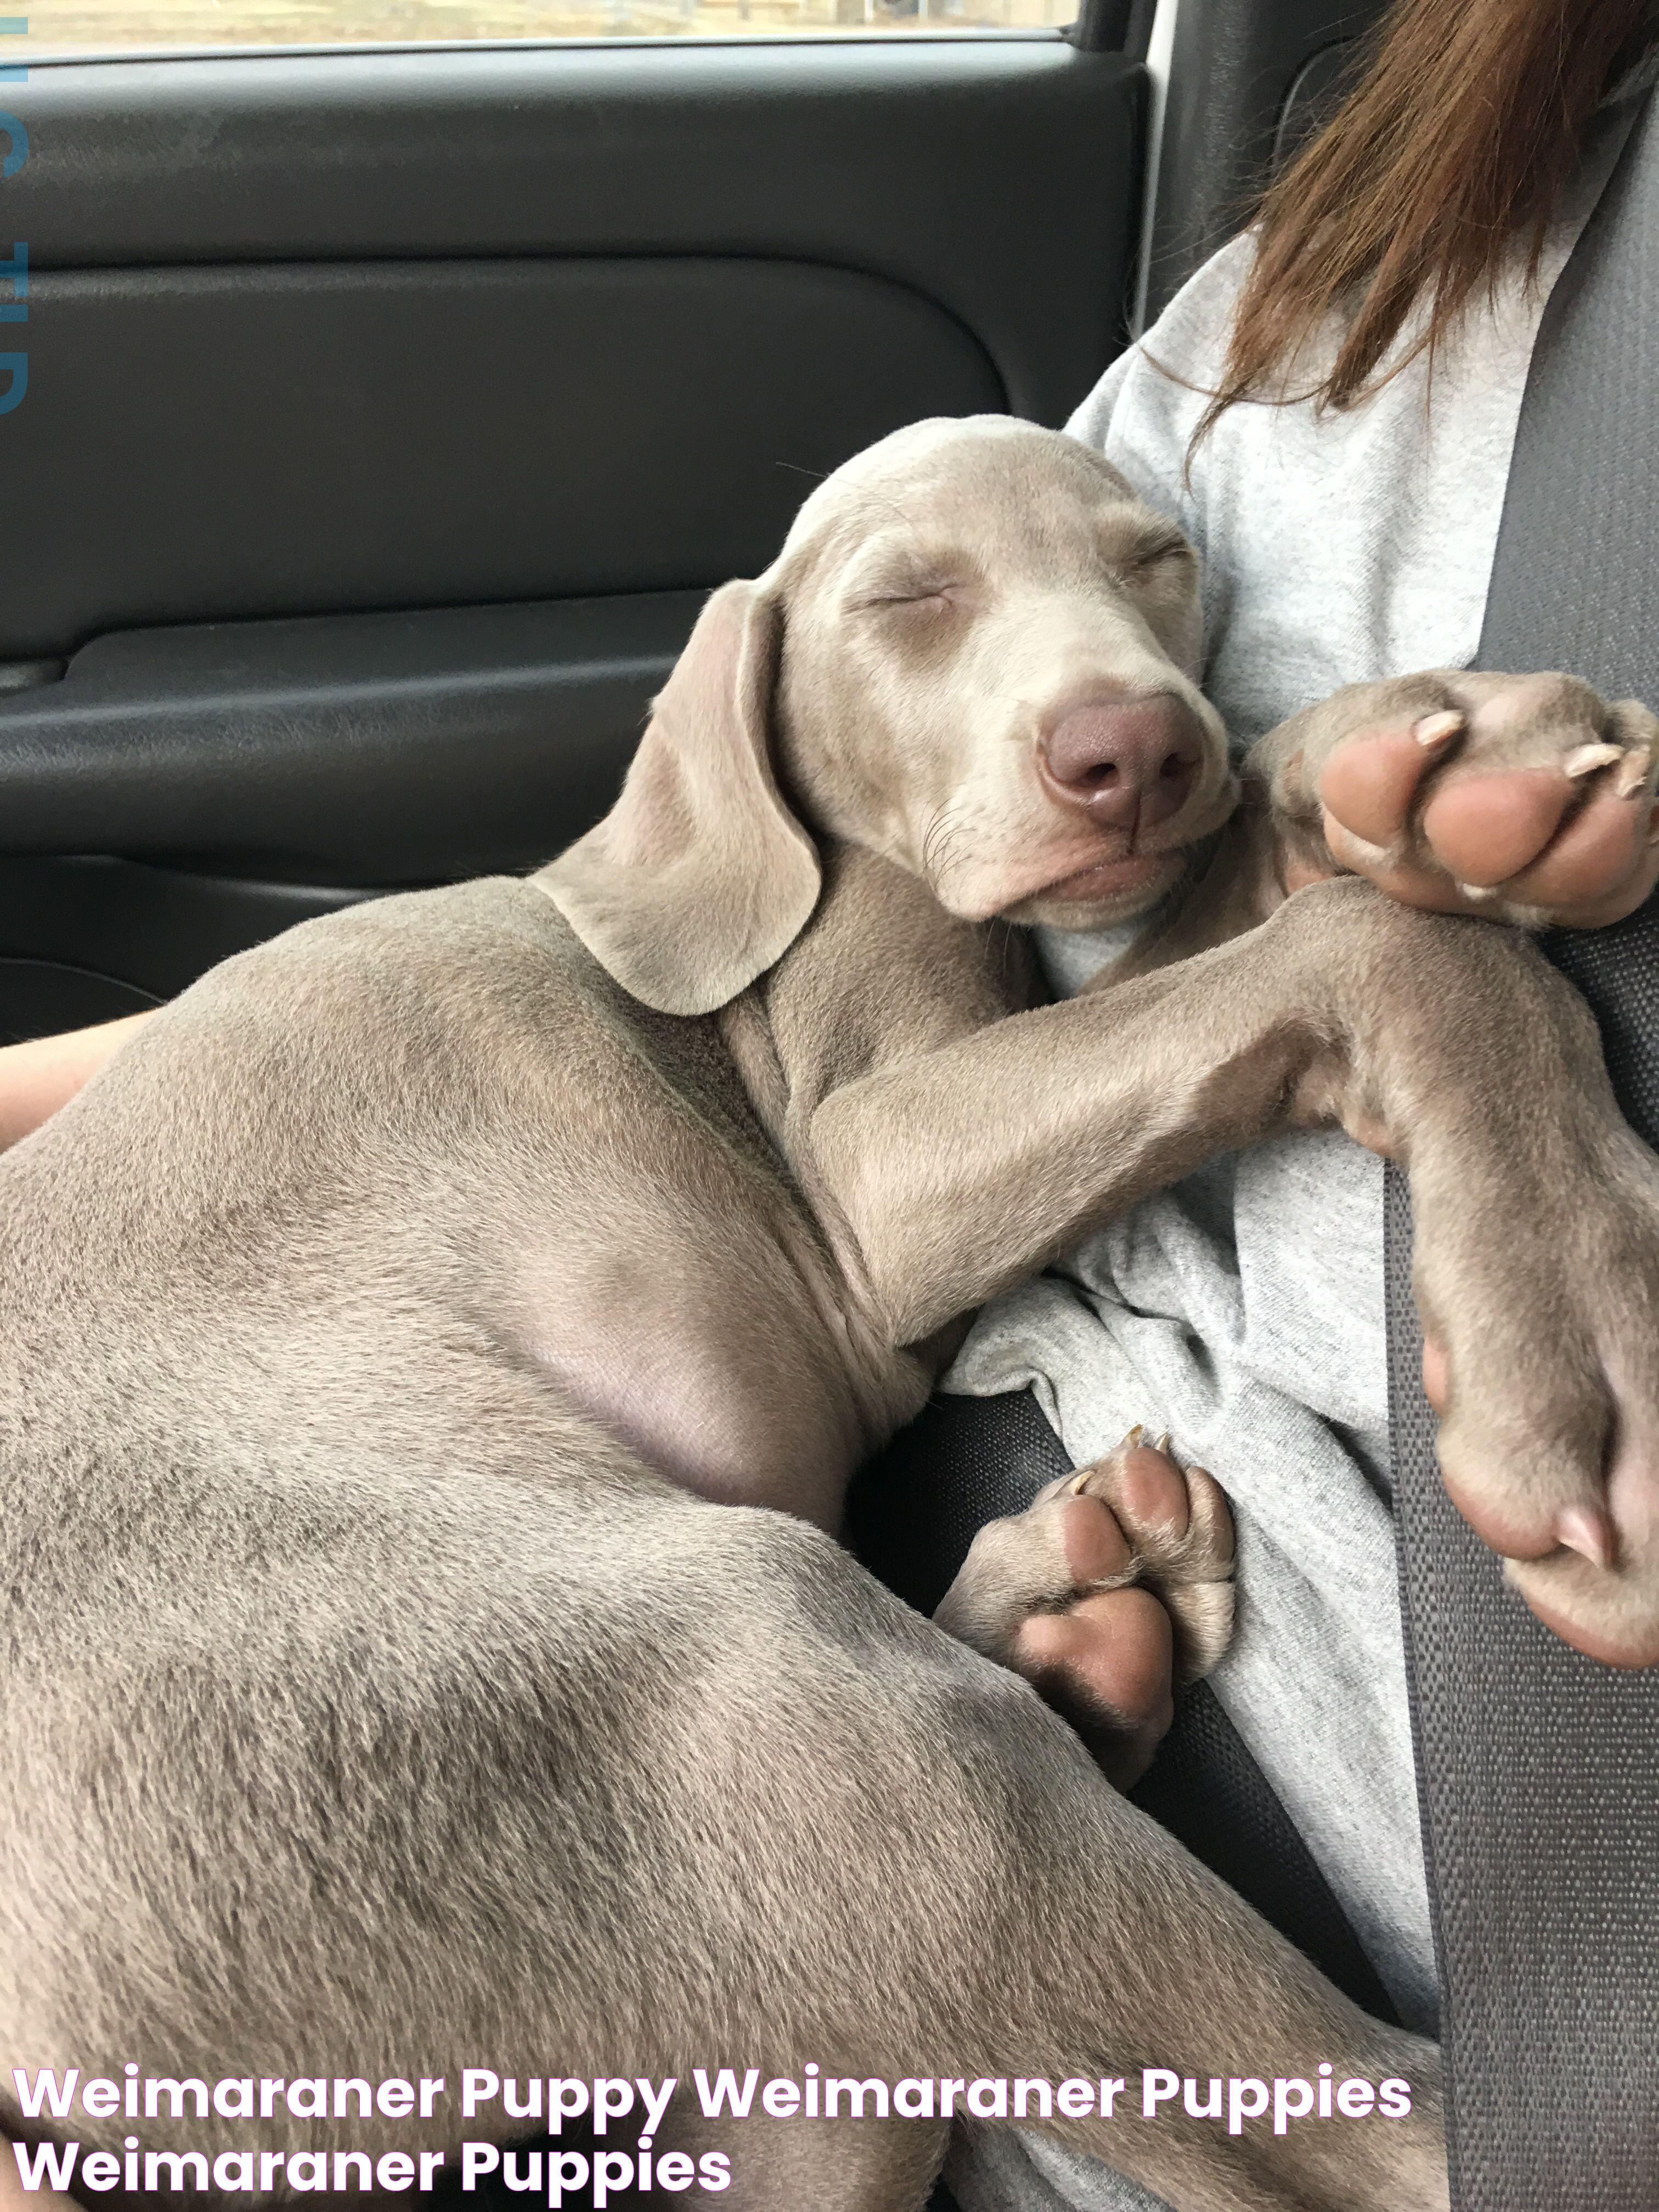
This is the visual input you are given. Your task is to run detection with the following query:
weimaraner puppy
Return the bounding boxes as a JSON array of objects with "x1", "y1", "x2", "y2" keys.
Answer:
[{"x1": 7, "y1": 416, "x2": 1659, "y2": 2212}]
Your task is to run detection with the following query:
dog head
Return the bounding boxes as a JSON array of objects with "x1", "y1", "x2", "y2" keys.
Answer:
[{"x1": 540, "y1": 416, "x2": 1235, "y2": 1015}]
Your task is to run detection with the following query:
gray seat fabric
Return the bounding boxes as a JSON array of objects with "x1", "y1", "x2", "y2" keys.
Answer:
[{"x1": 1386, "y1": 83, "x2": 1659, "y2": 2212}]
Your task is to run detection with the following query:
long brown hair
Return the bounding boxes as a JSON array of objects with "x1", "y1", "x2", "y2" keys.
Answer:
[{"x1": 1196, "y1": 0, "x2": 1658, "y2": 436}]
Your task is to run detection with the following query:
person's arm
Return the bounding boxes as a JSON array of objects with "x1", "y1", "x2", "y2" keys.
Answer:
[
  {"x1": 0, "y1": 1011, "x2": 154, "y2": 1152},
  {"x1": 0, "y1": 2141, "x2": 76, "y2": 2212}
]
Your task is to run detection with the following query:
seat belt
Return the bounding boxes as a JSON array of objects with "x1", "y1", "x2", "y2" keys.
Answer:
[{"x1": 1387, "y1": 84, "x2": 1659, "y2": 2212}]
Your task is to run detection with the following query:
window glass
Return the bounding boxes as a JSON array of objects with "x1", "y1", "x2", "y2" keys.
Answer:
[{"x1": 13, "y1": 0, "x2": 1071, "y2": 56}]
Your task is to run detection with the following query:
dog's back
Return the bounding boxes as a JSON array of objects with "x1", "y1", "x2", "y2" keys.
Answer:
[{"x1": 0, "y1": 873, "x2": 941, "y2": 2127}]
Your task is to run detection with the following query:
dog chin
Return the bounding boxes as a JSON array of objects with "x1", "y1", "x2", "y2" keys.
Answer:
[{"x1": 1000, "y1": 847, "x2": 1189, "y2": 930}]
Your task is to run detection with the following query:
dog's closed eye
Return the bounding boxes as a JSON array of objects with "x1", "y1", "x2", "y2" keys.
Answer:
[
  {"x1": 840, "y1": 535, "x2": 974, "y2": 614},
  {"x1": 851, "y1": 578, "x2": 964, "y2": 614},
  {"x1": 850, "y1": 556, "x2": 965, "y2": 605},
  {"x1": 1111, "y1": 526, "x2": 1195, "y2": 580}
]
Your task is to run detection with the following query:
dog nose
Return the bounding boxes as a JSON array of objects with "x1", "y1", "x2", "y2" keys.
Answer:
[{"x1": 1040, "y1": 696, "x2": 1204, "y2": 831}]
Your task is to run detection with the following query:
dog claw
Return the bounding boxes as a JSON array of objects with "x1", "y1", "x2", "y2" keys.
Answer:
[
  {"x1": 1557, "y1": 1503, "x2": 1618, "y2": 1571},
  {"x1": 1455, "y1": 881, "x2": 1500, "y2": 902},
  {"x1": 1068, "y1": 1469, "x2": 1092, "y2": 1495},
  {"x1": 1154, "y1": 1431, "x2": 1172, "y2": 1455},
  {"x1": 1564, "y1": 741, "x2": 1623, "y2": 779},
  {"x1": 1413, "y1": 710, "x2": 1464, "y2": 748},
  {"x1": 1617, "y1": 744, "x2": 1654, "y2": 798},
  {"x1": 1120, "y1": 1424, "x2": 1146, "y2": 1451}
]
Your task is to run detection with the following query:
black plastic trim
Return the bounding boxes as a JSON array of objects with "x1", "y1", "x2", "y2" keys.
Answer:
[{"x1": 0, "y1": 593, "x2": 706, "y2": 882}]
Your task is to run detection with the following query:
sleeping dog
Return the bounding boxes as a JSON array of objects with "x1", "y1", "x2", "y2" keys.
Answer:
[{"x1": 7, "y1": 417, "x2": 1659, "y2": 2212}]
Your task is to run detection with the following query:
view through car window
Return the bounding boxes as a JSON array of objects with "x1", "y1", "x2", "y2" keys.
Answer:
[{"x1": 13, "y1": 0, "x2": 1073, "y2": 57}]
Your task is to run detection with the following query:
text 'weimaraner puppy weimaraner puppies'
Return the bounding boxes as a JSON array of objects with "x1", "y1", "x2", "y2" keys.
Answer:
[{"x1": 7, "y1": 417, "x2": 1659, "y2": 2212}]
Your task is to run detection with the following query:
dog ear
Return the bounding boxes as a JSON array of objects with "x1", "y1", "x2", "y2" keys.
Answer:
[{"x1": 537, "y1": 580, "x2": 822, "y2": 1015}]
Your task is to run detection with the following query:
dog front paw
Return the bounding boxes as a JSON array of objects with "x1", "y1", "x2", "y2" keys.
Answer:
[
  {"x1": 1416, "y1": 1121, "x2": 1659, "y2": 1667},
  {"x1": 934, "y1": 1428, "x2": 1234, "y2": 1786},
  {"x1": 1308, "y1": 673, "x2": 1659, "y2": 927}
]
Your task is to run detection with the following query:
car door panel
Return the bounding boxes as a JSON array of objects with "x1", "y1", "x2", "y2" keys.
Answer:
[
  {"x1": 13, "y1": 256, "x2": 1003, "y2": 652},
  {"x1": 0, "y1": 589, "x2": 703, "y2": 879},
  {"x1": 8, "y1": 42, "x2": 1143, "y2": 426},
  {"x1": 1, "y1": 36, "x2": 1148, "y2": 1031},
  {"x1": 0, "y1": 856, "x2": 361, "y2": 1040}
]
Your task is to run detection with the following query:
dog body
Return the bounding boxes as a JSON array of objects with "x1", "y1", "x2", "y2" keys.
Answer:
[{"x1": 8, "y1": 418, "x2": 1659, "y2": 2212}]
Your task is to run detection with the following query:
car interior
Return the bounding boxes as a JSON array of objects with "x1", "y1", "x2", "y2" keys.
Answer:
[{"x1": 5, "y1": 0, "x2": 1656, "y2": 2203}]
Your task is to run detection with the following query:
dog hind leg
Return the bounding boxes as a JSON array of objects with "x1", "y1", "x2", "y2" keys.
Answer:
[{"x1": 6, "y1": 1470, "x2": 1441, "y2": 2212}]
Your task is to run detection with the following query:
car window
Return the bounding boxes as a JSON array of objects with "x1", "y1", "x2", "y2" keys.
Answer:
[{"x1": 15, "y1": 0, "x2": 1074, "y2": 59}]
